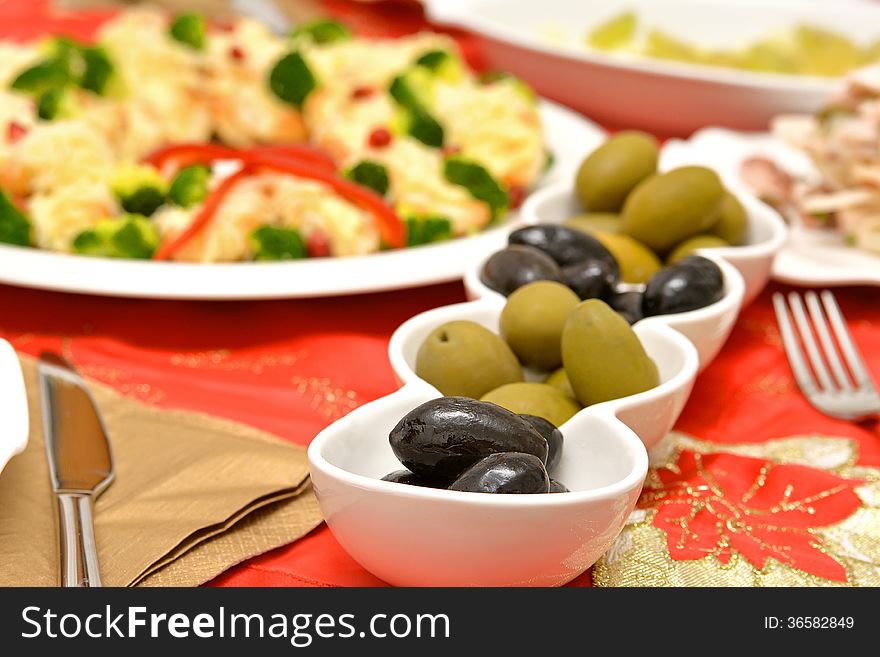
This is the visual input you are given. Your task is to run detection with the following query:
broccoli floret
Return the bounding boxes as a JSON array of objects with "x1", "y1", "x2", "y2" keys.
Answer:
[
  {"x1": 291, "y1": 19, "x2": 351, "y2": 44},
  {"x1": 345, "y1": 161, "x2": 389, "y2": 196},
  {"x1": 444, "y1": 156, "x2": 508, "y2": 219},
  {"x1": 111, "y1": 165, "x2": 167, "y2": 217},
  {"x1": 405, "y1": 215, "x2": 452, "y2": 247},
  {"x1": 415, "y1": 49, "x2": 464, "y2": 82},
  {"x1": 0, "y1": 190, "x2": 31, "y2": 246},
  {"x1": 79, "y1": 46, "x2": 115, "y2": 95},
  {"x1": 169, "y1": 13, "x2": 206, "y2": 50},
  {"x1": 389, "y1": 71, "x2": 445, "y2": 148},
  {"x1": 250, "y1": 226, "x2": 307, "y2": 261},
  {"x1": 72, "y1": 215, "x2": 159, "y2": 259},
  {"x1": 10, "y1": 60, "x2": 70, "y2": 94},
  {"x1": 269, "y1": 51, "x2": 317, "y2": 108},
  {"x1": 168, "y1": 165, "x2": 210, "y2": 208}
]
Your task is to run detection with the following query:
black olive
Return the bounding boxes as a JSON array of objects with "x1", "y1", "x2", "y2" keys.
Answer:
[
  {"x1": 642, "y1": 256, "x2": 723, "y2": 316},
  {"x1": 508, "y1": 224, "x2": 619, "y2": 275},
  {"x1": 562, "y1": 259, "x2": 617, "y2": 300},
  {"x1": 609, "y1": 290, "x2": 644, "y2": 324},
  {"x1": 480, "y1": 245, "x2": 563, "y2": 297},
  {"x1": 389, "y1": 397, "x2": 549, "y2": 479},
  {"x1": 518, "y1": 414, "x2": 563, "y2": 473},
  {"x1": 549, "y1": 479, "x2": 570, "y2": 493},
  {"x1": 381, "y1": 469, "x2": 447, "y2": 489},
  {"x1": 449, "y1": 452, "x2": 550, "y2": 494}
]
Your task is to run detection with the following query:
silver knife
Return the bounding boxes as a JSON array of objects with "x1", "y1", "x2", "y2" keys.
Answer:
[{"x1": 39, "y1": 352, "x2": 114, "y2": 587}]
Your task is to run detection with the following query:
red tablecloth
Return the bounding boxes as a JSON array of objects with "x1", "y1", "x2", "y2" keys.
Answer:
[{"x1": 1, "y1": 0, "x2": 878, "y2": 587}]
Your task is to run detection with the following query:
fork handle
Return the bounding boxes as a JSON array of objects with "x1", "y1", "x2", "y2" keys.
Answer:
[{"x1": 57, "y1": 494, "x2": 102, "y2": 587}]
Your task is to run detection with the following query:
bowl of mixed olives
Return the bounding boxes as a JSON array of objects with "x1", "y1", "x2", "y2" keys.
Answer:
[
  {"x1": 308, "y1": 381, "x2": 648, "y2": 587},
  {"x1": 520, "y1": 131, "x2": 786, "y2": 305},
  {"x1": 465, "y1": 219, "x2": 745, "y2": 369}
]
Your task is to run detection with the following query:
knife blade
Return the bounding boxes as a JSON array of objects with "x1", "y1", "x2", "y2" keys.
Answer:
[{"x1": 39, "y1": 352, "x2": 114, "y2": 587}]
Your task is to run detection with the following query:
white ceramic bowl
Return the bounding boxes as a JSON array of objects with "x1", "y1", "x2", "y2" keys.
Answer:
[
  {"x1": 309, "y1": 301, "x2": 697, "y2": 586},
  {"x1": 463, "y1": 214, "x2": 746, "y2": 370},
  {"x1": 520, "y1": 181, "x2": 785, "y2": 308},
  {"x1": 424, "y1": 0, "x2": 880, "y2": 135},
  {"x1": 0, "y1": 340, "x2": 28, "y2": 477}
]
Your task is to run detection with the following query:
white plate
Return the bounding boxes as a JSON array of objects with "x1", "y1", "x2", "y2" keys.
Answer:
[
  {"x1": 0, "y1": 340, "x2": 28, "y2": 477},
  {"x1": 424, "y1": 0, "x2": 880, "y2": 135},
  {"x1": 0, "y1": 101, "x2": 604, "y2": 300},
  {"x1": 664, "y1": 127, "x2": 880, "y2": 287}
]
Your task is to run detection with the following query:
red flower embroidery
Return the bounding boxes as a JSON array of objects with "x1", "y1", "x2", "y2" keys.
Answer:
[{"x1": 639, "y1": 450, "x2": 864, "y2": 582}]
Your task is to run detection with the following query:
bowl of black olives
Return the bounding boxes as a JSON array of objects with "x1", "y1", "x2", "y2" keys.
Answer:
[
  {"x1": 308, "y1": 383, "x2": 648, "y2": 587},
  {"x1": 465, "y1": 222, "x2": 746, "y2": 370}
]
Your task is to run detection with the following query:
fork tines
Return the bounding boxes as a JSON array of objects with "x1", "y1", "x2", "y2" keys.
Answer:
[{"x1": 772, "y1": 291, "x2": 879, "y2": 418}]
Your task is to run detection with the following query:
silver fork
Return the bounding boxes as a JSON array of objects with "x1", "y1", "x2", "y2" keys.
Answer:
[{"x1": 772, "y1": 290, "x2": 880, "y2": 421}]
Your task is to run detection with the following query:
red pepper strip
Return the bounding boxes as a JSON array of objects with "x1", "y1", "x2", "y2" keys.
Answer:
[
  {"x1": 153, "y1": 164, "x2": 256, "y2": 261},
  {"x1": 145, "y1": 143, "x2": 336, "y2": 175},
  {"x1": 245, "y1": 153, "x2": 406, "y2": 250},
  {"x1": 247, "y1": 145, "x2": 335, "y2": 171}
]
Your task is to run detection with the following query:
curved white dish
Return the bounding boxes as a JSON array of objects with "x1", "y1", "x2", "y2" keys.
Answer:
[
  {"x1": 0, "y1": 340, "x2": 28, "y2": 477},
  {"x1": 0, "y1": 101, "x2": 603, "y2": 300},
  {"x1": 309, "y1": 299, "x2": 698, "y2": 586},
  {"x1": 424, "y1": 0, "x2": 880, "y2": 135},
  {"x1": 664, "y1": 128, "x2": 880, "y2": 287}
]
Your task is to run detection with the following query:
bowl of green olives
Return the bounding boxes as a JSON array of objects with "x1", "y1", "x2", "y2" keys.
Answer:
[
  {"x1": 521, "y1": 131, "x2": 787, "y2": 306},
  {"x1": 465, "y1": 223, "x2": 745, "y2": 370},
  {"x1": 308, "y1": 380, "x2": 649, "y2": 586}
]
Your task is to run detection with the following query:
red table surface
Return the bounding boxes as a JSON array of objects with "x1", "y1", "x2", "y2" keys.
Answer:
[{"x1": 1, "y1": 0, "x2": 879, "y2": 588}]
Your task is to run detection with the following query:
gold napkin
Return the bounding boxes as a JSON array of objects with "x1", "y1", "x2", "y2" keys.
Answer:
[{"x1": 0, "y1": 355, "x2": 324, "y2": 587}]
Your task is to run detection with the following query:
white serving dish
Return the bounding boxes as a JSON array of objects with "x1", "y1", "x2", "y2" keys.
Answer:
[
  {"x1": 309, "y1": 300, "x2": 697, "y2": 586},
  {"x1": 665, "y1": 127, "x2": 880, "y2": 288},
  {"x1": 0, "y1": 101, "x2": 603, "y2": 300},
  {"x1": 0, "y1": 340, "x2": 28, "y2": 476},
  {"x1": 424, "y1": 0, "x2": 880, "y2": 135}
]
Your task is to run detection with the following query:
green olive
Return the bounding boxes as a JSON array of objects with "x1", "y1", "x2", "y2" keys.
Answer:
[
  {"x1": 710, "y1": 191, "x2": 748, "y2": 245},
  {"x1": 564, "y1": 212, "x2": 621, "y2": 236},
  {"x1": 544, "y1": 367, "x2": 575, "y2": 398},
  {"x1": 620, "y1": 166, "x2": 725, "y2": 253},
  {"x1": 481, "y1": 382, "x2": 581, "y2": 427},
  {"x1": 666, "y1": 234, "x2": 730, "y2": 265},
  {"x1": 594, "y1": 231, "x2": 662, "y2": 284},
  {"x1": 416, "y1": 320, "x2": 523, "y2": 398},
  {"x1": 575, "y1": 131, "x2": 659, "y2": 212},
  {"x1": 562, "y1": 299, "x2": 660, "y2": 406},
  {"x1": 499, "y1": 281, "x2": 580, "y2": 371}
]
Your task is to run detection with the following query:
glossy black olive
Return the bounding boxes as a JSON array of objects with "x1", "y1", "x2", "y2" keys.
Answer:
[
  {"x1": 519, "y1": 414, "x2": 563, "y2": 473},
  {"x1": 609, "y1": 290, "x2": 644, "y2": 325},
  {"x1": 562, "y1": 259, "x2": 617, "y2": 301},
  {"x1": 549, "y1": 479, "x2": 570, "y2": 493},
  {"x1": 508, "y1": 224, "x2": 619, "y2": 275},
  {"x1": 642, "y1": 256, "x2": 723, "y2": 317},
  {"x1": 480, "y1": 245, "x2": 563, "y2": 297},
  {"x1": 381, "y1": 469, "x2": 446, "y2": 488},
  {"x1": 449, "y1": 452, "x2": 550, "y2": 494},
  {"x1": 389, "y1": 397, "x2": 549, "y2": 479}
]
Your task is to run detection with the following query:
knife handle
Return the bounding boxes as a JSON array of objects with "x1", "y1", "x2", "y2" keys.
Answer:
[{"x1": 57, "y1": 494, "x2": 102, "y2": 587}]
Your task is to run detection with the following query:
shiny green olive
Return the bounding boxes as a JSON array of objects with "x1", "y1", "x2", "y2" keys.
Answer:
[
  {"x1": 416, "y1": 320, "x2": 522, "y2": 398},
  {"x1": 562, "y1": 299, "x2": 660, "y2": 406},
  {"x1": 564, "y1": 212, "x2": 621, "y2": 236},
  {"x1": 666, "y1": 234, "x2": 730, "y2": 265},
  {"x1": 594, "y1": 231, "x2": 662, "y2": 284},
  {"x1": 575, "y1": 131, "x2": 659, "y2": 212},
  {"x1": 620, "y1": 166, "x2": 725, "y2": 253},
  {"x1": 499, "y1": 281, "x2": 580, "y2": 371},
  {"x1": 710, "y1": 191, "x2": 748, "y2": 245},
  {"x1": 544, "y1": 367, "x2": 575, "y2": 398},
  {"x1": 481, "y1": 382, "x2": 581, "y2": 428}
]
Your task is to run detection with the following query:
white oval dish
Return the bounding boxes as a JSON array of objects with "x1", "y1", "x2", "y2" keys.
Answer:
[
  {"x1": 424, "y1": 0, "x2": 880, "y2": 135},
  {"x1": 0, "y1": 100, "x2": 603, "y2": 300},
  {"x1": 309, "y1": 300, "x2": 697, "y2": 586},
  {"x1": 0, "y1": 340, "x2": 28, "y2": 477}
]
